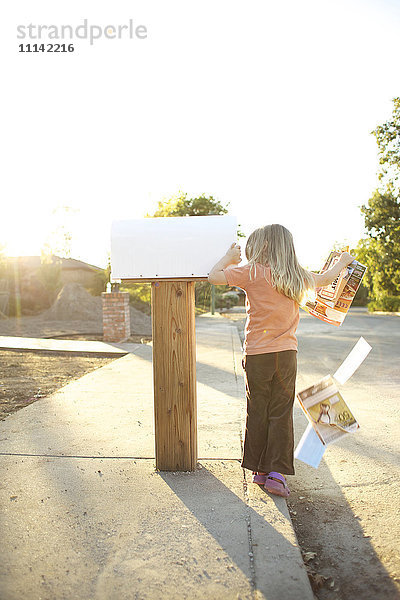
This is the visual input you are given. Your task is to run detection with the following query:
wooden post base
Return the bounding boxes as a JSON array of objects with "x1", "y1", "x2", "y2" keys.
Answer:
[{"x1": 151, "y1": 281, "x2": 198, "y2": 471}]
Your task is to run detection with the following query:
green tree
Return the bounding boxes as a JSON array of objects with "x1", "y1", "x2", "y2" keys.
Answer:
[
  {"x1": 147, "y1": 191, "x2": 245, "y2": 237},
  {"x1": 43, "y1": 205, "x2": 79, "y2": 259},
  {"x1": 147, "y1": 191, "x2": 229, "y2": 217},
  {"x1": 37, "y1": 252, "x2": 62, "y2": 304},
  {"x1": 373, "y1": 97, "x2": 400, "y2": 192},
  {"x1": 355, "y1": 98, "x2": 400, "y2": 310}
]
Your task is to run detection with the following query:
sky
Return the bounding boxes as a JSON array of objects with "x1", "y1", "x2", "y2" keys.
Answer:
[{"x1": 2, "y1": 0, "x2": 400, "y2": 270}]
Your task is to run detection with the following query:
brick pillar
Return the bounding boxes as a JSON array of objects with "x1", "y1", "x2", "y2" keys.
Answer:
[{"x1": 102, "y1": 292, "x2": 131, "y2": 342}]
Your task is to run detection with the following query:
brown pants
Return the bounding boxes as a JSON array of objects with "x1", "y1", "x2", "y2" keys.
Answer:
[{"x1": 241, "y1": 350, "x2": 297, "y2": 475}]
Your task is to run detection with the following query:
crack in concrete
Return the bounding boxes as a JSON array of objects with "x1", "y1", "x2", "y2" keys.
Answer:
[{"x1": 241, "y1": 467, "x2": 257, "y2": 599}]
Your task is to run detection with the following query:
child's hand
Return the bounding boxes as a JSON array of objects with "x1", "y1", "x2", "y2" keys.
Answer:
[
  {"x1": 225, "y1": 242, "x2": 241, "y2": 265},
  {"x1": 339, "y1": 251, "x2": 356, "y2": 267}
]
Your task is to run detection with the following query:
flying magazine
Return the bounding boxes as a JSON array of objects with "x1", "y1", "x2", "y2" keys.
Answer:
[
  {"x1": 302, "y1": 250, "x2": 367, "y2": 326},
  {"x1": 296, "y1": 375, "x2": 360, "y2": 446}
]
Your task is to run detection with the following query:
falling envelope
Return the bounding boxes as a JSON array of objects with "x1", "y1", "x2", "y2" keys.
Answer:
[
  {"x1": 333, "y1": 337, "x2": 372, "y2": 385},
  {"x1": 294, "y1": 423, "x2": 326, "y2": 468}
]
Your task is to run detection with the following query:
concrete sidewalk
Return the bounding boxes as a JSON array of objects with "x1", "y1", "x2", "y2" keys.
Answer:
[
  {"x1": 0, "y1": 335, "x2": 141, "y2": 356},
  {"x1": 0, "y1": 317, "x2": 313, "y2": 600}
]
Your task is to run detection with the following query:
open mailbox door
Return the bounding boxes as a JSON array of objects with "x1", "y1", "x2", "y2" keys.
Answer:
[{"x1": 110, "y1": 215, "x2": 238, "y2": 281}]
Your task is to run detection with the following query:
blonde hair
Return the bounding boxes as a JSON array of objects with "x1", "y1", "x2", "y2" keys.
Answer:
[{"x1": 245, "y1": 224, "x2": 314, "y2": 305}]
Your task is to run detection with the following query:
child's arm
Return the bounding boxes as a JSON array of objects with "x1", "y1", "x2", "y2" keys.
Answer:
[
  {"x1": 208, "y1": 243, "x2": 242, "y2": 285},
  {"x1": 311, "y1": 252, "x2": 355, "y2": 288}
]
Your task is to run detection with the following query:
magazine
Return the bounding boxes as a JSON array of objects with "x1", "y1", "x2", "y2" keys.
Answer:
[
  {"x1": 296, "y1": 375, "x2": 360, "y2": 445},
  {"x1": 302, "y1": 250, "x2": 367, "y2": 326}
]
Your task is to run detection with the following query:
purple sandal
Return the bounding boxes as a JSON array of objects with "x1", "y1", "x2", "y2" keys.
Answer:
[
  {"x1": 264, "y1": 472, "x2": 290, "y2": 498},
  {"x1": 252, "y1": 472, "x2": 267, "y2": 485}
]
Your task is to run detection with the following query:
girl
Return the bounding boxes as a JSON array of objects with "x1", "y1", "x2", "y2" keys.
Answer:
[{"x1": 208, "y1": 224, "x2": 355, "y2": 498}]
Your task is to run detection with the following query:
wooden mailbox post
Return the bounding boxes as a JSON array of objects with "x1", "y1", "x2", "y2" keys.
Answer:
[
  {"x1": 152, "y1": 279, "x2": 198, "y2": 471},
  {"x1": 110, "y1": 215, "x2": 237, "y2": 471}
]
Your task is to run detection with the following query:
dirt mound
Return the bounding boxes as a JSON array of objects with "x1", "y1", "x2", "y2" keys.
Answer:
[
  {"x1": 45, "y1": 283, "x2": 102, "y2": 321},
  {"x1": 43, "y1": 282, "x2": 152, "y2": 336},
  {"x1": 130, "y1": 306, "x2": 151, "y2": 336}
]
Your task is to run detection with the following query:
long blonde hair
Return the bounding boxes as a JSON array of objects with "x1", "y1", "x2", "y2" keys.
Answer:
[{"x1": 245, "y1": 224, "x2": 314, "y2": 304}]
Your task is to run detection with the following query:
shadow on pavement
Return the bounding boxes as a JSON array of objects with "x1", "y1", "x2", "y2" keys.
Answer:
[
  {"x1": 290, "y1": 461, "x2": 400, "y2": 599},
  {"x1": 158, "y1": 463, "x2": 308, "y2": 598},
  {"x1": 291, "y1": 408, "x2": 400, "y2": 600},
  {"x1": 133, "y1": 342, "x2": 242, "y2": 397}
]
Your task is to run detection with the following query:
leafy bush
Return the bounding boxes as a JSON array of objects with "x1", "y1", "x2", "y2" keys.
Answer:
[
  {"x1": 216, "y1": 290, "x2": 240, "y2": 310},
  {"x1": 88, "y1": 269, "x2": 109, "y2": 296},
  {"x1": 368, "y1": 295, "x2": 400, "y2": 312},
  {"x1": 352, "y1": 283, "x2": 369, "y2": 307},
  {"x1": 121, "y1": 283, "x2": 152, "y2": 315},
  {"x1": 37, "y1": 258, "x2": 62, "y2": 303},
  {"x1": 197, "y1": 282, "x2": 241, "y2": 312},
  {"x1": 121, "y1": 280, "x2": 242, "y2": 315}
]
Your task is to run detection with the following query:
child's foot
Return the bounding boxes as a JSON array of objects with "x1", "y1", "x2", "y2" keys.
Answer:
[
  {"x1": 252, "y1": 471, "x2": 267, "y2": 485},
  {"x1": 263, "y1": 472, "x2": 290, "y2": 497}
]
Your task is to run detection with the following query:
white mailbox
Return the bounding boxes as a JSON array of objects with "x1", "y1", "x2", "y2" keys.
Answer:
[{"x1": 110, "y1": 215, "x2": 238, "y2": 280}]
